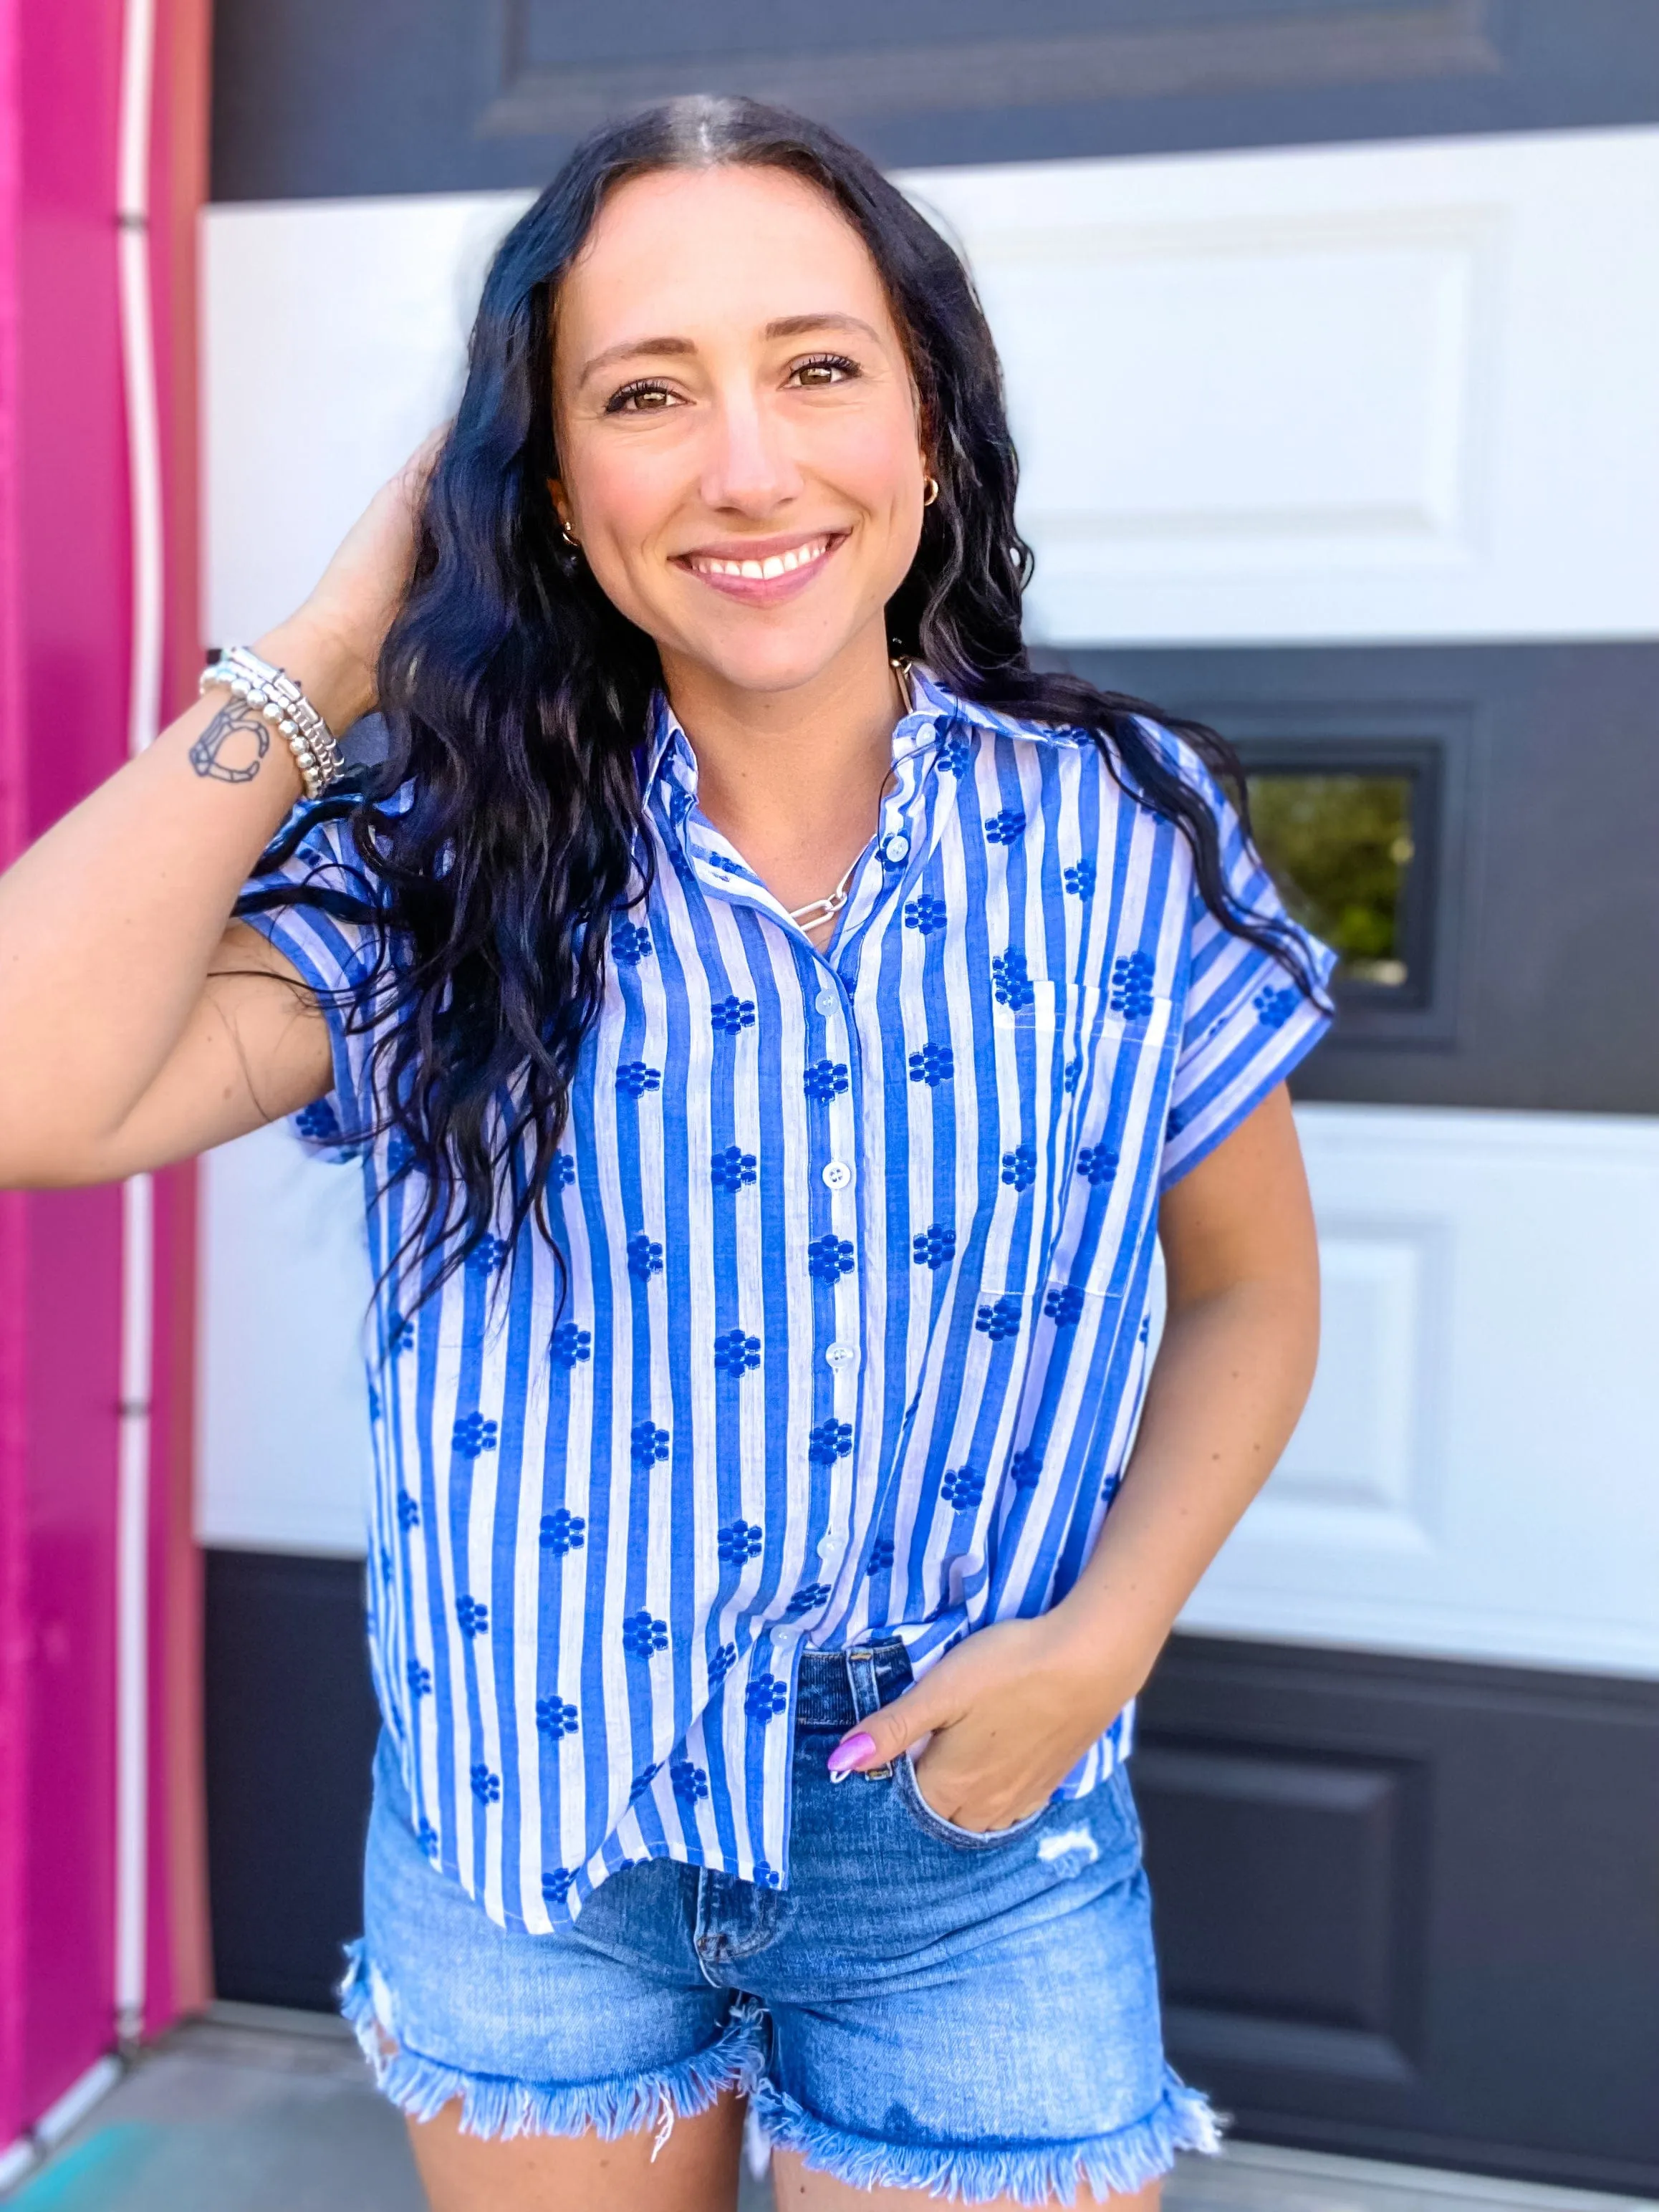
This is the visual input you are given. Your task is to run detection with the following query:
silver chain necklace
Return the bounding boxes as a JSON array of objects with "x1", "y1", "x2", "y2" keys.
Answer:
[{"x1": 786, "y1": 658, "x2": 912, "y2": 936}]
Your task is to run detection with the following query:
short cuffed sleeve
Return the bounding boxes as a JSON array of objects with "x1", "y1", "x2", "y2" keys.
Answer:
[
  {"x1": 235, "y1": 799, "x2": 395, "y2": 1158},
  {"x1": 1157, "y1": 744, "x2": 1337, "y2": 1188}
]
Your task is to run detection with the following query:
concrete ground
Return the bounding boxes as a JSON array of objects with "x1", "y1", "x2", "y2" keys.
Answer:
[{"x1": 3, "y1": 2008, "x2": 1653, "y2": 2212}]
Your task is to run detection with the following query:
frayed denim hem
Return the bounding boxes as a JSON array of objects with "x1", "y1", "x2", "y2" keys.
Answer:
[
  {"x1": 337, "y1": 1940, "x2": 763, "y2": 2151},
  {"x1": 751, "y1": 2064, "x2": 1224, "y2": 2205}
]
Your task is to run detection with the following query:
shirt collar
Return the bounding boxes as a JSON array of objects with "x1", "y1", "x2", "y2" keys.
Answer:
[{"x1": 639, "y1": 663, "x2": 1068, "y2": 809}]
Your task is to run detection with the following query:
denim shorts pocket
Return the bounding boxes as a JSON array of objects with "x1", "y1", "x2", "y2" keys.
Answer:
[{"x1": 895, "y1": 1751, "x2": 1052, "y2": 1852}]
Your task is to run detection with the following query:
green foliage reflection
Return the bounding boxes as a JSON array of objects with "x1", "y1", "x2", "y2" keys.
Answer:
[{"x1": 1247, "y1": 773, "x2": 1414, "y2": 988}]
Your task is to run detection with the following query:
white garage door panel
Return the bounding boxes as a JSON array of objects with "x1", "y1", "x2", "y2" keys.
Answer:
[
  {"x1": 1178, "y1": 1106, "x2": 1659, "y2": 1675},
  {"x1": 196, "y1": 1123, "x2": 373, "y2": 1557},
  {"x1": 206, "y1": 128, "x2": 1659, "y2": 652}
]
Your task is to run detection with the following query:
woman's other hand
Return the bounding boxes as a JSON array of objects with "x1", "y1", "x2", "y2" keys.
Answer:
[{"x1": 824, "y1": 1610, "x2": 1143, "y2": 1832}]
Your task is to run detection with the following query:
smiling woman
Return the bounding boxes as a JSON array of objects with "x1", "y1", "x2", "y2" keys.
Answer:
[{"x1": 0, "y1": 92, "x2": 1336, "y2": 2212}]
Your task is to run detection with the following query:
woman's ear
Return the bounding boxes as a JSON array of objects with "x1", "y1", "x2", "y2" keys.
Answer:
[{"x1": 547, "y1": 478, "x2": 579, "y2": 548}]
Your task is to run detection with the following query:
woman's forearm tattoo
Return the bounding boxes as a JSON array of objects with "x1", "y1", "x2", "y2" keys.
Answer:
[{"x1": 190, "y1": 698, "x2": 270, "y2": 783}]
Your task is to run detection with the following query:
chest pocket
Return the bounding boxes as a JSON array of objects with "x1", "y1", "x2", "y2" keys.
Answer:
[{"x1": 978, "y1": 983, "x2": 1175, "y2": 1304}]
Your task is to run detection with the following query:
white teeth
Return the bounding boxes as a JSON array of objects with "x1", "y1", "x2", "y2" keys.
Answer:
[{"x1": 691, "y1": 537, "x2": 830, "y2": 581}]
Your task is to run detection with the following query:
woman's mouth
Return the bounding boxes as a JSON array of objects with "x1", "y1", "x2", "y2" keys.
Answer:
[{"x1": 677, "y1": 532, "x2": 844, "y2": 602}]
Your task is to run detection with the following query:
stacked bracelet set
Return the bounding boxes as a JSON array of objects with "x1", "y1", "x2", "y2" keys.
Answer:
[{"x1": 198, "y1": 645, "x2": 345, "y2": 799}]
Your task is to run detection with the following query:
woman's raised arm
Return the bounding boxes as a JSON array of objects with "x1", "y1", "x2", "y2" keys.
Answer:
[{"x1": 0, "y1": 447, "x2": 431, "y2": 1188}]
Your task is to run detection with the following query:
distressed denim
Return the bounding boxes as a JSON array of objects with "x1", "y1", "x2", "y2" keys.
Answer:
[{"x1": 344, "y1": 1640, "x2": 1221, "y2": 2205}]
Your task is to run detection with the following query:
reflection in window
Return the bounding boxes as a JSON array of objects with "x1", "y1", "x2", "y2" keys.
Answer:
[{"x1": 1247, "y1": 773, "x2": 1415, "y2": 991}]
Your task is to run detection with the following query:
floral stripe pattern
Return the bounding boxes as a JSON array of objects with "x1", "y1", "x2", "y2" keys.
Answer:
[{"x1": 242, "y1": 670, "x2": 1334, "y2": 1933}]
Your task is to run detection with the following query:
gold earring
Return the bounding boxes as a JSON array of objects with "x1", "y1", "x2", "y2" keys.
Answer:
[
  {"x1": 559, "y1": 519, "x2": 580, "y2": 548},
  {"x1": 921, "y1": 476, "x2": 939, "y2": 507}
]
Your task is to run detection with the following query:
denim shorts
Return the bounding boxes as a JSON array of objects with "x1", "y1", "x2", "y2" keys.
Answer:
[{"x1": 342, "y1": 1639, "x2": 1221, "y2": 2205}]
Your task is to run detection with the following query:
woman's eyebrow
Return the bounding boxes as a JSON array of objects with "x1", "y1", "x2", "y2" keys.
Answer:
[{"x1": 577, "y1": 312, "x2": 883, "y2": 387}]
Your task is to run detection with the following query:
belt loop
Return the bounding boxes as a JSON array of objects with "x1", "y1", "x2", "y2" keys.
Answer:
[{"x1": 842, "y1": 1648, "x2": 893, "y2": 1778}]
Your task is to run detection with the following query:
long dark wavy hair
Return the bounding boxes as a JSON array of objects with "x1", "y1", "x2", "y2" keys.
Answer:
[{"x1": 240, "y1": 94, "x2": 1324, "y2": 1303}]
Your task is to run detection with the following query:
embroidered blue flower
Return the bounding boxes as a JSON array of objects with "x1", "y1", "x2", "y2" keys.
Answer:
[
  {"x1": 984, "y1": 808, "x2": 1026, "y2": 846},
  {"x1": 616, "y1": 1061, "x2": 661, "y2": 1097},
  {"x1": 1044, "y1": 1283, "x2": 1087, "y2": 1326},
  {"x1": 1140, "y1": 1313, "x2": 1152, "y2": 1343},
  {"x1": 367, "y1": 1382, "x2": 383, "y2": 1422},
  {"x1": 710, "y1": 994, "x2": 756, "y2": 1035},
  {"x1": 908, "y1": 1042, "x2": 954, "y2": 1086},
  {"x1": 378, "y1": 1545, "x2": 393, "y2": 1587},
  {"x1": 1077, "y1": 1145, "x2": 1119, "y2": 1186},
  {"x1": 913, "y1": 1223, "x2": 956, "y2": 1269},
  {"x1": 627, "y1": 1231, "x2": 664, "y2": 1281},
  {"x1": 456, "y1": 1595, "x2": 489, "y2": 1637},
  {"x1": 936, "y1": 732, "x2": 973, "y2": 774},
  {"x1": 670, "y1": 1759, "x2": 709, "y2": 1805},
  {"x1": 713, "y1": 1328, "x2": 761, "y2": 1377},
  {"x1": 621, "y1": 1611, "x2": 668, "y2": 1658},
  {"x1": 803, "y1": 1059, "x2": 850, "y2": 1102},
  {"x1": 867, "y1": 1536, "x2": 895, "y2": 1573},
  {"x1": 536, "y1": 1695, "x2": 579, "y2": 1739},
  {"x1": 417, "y1": 1821, "x2": 440, "y2": 1860},
  {"x1": 295, "y1": 1098, "x2": 341, "y2": 1144},
  {"x1": 385, "y1": 1311, "x2": 415, "y2": 1357},
  {"x1": 991, "y1": 949, "x2": 1034, "y2": 1011},
  {"x1": 1165, "y1": 1105, "x2": 1190, "y2": 1140},
  {"x1": 1254, "y1": 984, "x2": 1299, "y2": 1029},
  {"x1": 1001, "y1": 1145, "x2": 1037, "y2": 1191},
  {"x1": 704, "y1": 851, "x2": 750, "y2": 876},
  {"x1": 752, "y1": 1857, "x2": 781, "y2": 1888},
  {"x1": 396, "y1": 1491, "x2": 420, "y2": 1531},
  {"x1": 1063, "y1": 857, "x2": 1096, "y2": 898},
  {"x1": 452, "y1": 1413, "x2": 499, "y2": 1458},
  {"x1": 904, "y1": 894, "x2": 948, "y2": 934},
  {"x1": 406, "y1": 1658, "x2": 431, "y2": 1696},
  {"x1": 630, "y1": 1420, "x2": 670, "y2": 1470},
  {"x1": 466, "y1": 1234, "x2": 508, "y2": 1276},
  {"x1": 470, "y1": 1764, "x2": 500, "y2": 1804},
  {"x1": 1009, "y1": 1448, "x2": 1043, "y2": 1490},
  {"x1": 717, "y1": 1518, "x2": 764, "y2": 1565},
  {"x1": 549, "y1": 1151, "x2": 577, "y2": 1190},
  {"x1": 745, "y1": 1675, "x2": 788, "y2": 1721},
  {"x1": 941, "y1": 1465, "x2": 985, "y2": 1510},
  {"x1": 808, "y1": 1419, "x2": 852, "y2": 1464},
  {"x1": 708, "y1": 1641, "x2": 739, "y2": 1685},
  {"x1": 807, "y1": 1234, "x2": 855, "y2": 1282},
  {"x1": 975, "y1": 1296, "x2": 1023, "y2": 1342},
  {"x1": 1110, "y1": 951, "x2": 1157, "y2": 1021},
  {"x1": 784, "y1": 1581, "x2": 830, "y2": 1617},
  {"x1": 610, "y1": 920, "x2": 653, "y2": 965},
  {"x1": 539, "y1": 1507, "x2": 586, "y2": 1554},
  {"x1": 629, "y1": 1761, "x2": 663, "y2": 1801},
  {"x1": 713, "y1": 1147, "x2": 759, "y2": 1198},
  {"x1": 549, "y1": 1322, "x2": 592, "y2": 1369},
  {"x1": 1063, "y1": 1054, "x2": 1082, "y2": 1094},
  {"x1": 542, "y1": 1865, "x2": 575, "y2": 1901}
]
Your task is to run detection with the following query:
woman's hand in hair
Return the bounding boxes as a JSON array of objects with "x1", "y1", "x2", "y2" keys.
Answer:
[{"x1": 268, "y1": 428, "x2": 446, "y2": 734}]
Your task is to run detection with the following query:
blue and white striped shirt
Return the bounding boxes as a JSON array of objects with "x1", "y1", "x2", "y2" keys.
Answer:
[{"x1": 244, "y1": 669, "x2": 1333, "y2": 1931}]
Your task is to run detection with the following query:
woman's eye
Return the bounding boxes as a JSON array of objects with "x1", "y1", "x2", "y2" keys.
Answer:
[
  {"x1": 790, "y1": 353, "x2": 860, "y2": 388},
  {"x1": 605, "y1": 380, "x2": 680, "y2": 415}
]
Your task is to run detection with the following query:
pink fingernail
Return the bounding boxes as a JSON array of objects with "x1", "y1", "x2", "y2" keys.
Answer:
[{"x1": 827, "y1": 1731, "x2": 877, "y2": 1778}]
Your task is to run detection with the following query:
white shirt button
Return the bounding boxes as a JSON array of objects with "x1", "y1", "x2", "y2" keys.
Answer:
[
  {"x1": 817, "y1": 1531, "x2": 842, "y2": 1558},
  {"x1": 882, "y1": 832, "x2": 910, "y2": 865},
  {"x1": 815, "y1": 986, "x2": 838, "y2": 1014},
  {"x1": 822, "y1": 1160, "x2": 853, "y2": 1191},
  {"x1": 824, "y1": 1342, "x2": 857, "y2": 1371}
]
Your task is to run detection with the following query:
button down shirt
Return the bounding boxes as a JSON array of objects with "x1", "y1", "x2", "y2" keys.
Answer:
[{"x1": 243, "y1": 669, "x2": 1334, "y2": 1930}]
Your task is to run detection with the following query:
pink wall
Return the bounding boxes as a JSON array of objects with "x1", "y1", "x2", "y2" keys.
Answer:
[{"x1": 0, "y1": 0, "x2": 208, "y2": 2143}]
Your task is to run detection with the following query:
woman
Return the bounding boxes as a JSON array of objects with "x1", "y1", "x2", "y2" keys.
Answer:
[{"x1": 0, "y1": 96, "x2": 1334, "y2": 2212}]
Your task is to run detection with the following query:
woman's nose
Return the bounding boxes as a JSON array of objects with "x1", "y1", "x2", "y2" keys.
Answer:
[{"x1": 699, "y1": 392, "x2": 802, "y2": 515}]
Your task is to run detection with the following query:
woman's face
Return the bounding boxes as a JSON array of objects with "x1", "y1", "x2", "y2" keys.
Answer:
[{"x1": 549, "y1": 165, "x2": 930, "y2": 699}]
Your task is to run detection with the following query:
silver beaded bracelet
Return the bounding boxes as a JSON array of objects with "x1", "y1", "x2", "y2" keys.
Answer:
[{"x1": 198, "y1": 645, "x2": 345, "y2": 800}]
